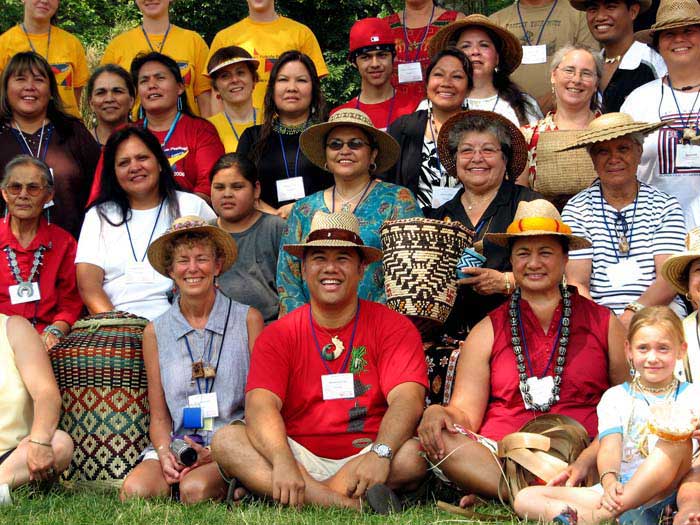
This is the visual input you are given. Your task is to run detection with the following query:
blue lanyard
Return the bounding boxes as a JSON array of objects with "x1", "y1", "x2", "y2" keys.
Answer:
[
  {"x1": 516, "y1": 0, "x2": 558, "y2": 47},
  {"x1": 224, "y1": 108, "x2": 256, "y2": 143},
  {"x1": 144, "y1": 111, "x2": 181, "y2": 149},
  {"x1": 401, "y1": 4, "x2": 435, "y2": 62},
  {"x1": 20, "y1": 23, "x2": 51, "y2": 60},
  {"x1": 141, "y1": 23, "x2": 171, "y2": 53},
  {"x1": 310, "y1": 301, "x2": 361, "y2": 375},
  {"x1": 666, "y1": 76, "x2": 700, "y2": 138},
  {"x1": 184, "y1": 331, "x2": 215, "y2": 395},
  {"x1": 125, "y1": 199, "x2": 164, "y2": 262},
  {"x1": 517, "y1": 298, "x2": 564, "y2": 378},
  {"x1": 11, "y1": 125, "x2": 52, "y2": 161},
  {"x1": 355, "y1": 90, "x2": 395, "y2": 130},
  {"x1": 599, "y1": 183, "x2": 638, "y2": 262},
  {"x1": 278, "y1": 133, "x2": 302, "y2": 180}
]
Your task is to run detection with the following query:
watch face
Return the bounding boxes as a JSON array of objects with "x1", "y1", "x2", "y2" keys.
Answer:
[{"x1": 373, "y1": 443, "x2": 391, "y2": 458}]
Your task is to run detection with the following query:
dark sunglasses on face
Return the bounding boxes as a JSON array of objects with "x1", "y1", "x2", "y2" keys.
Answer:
[
  {"x1": 5, "y1": 183, "x2": 47, "y2": 196},
  {"x1": 325, "y1": 138, "x2": 371, "y2": 151}
]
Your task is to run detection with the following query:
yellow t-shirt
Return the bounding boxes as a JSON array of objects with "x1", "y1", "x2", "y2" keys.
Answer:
[
  {"x1": 101, "y1": 24, "x2": 211, "y2": 116},
  {"x1": 0, "y1": 25, "x2": 89, "y2": 118},
  {"x1": 208, "y1": 108, "x2": 263, "y2": 153},
  {"x1": 207, "y1": 16, "x2": 328, "y2": 109}
]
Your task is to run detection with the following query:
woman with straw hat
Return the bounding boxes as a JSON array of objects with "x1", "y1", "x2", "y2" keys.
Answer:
[
  {"x1": 620, "y1": 0, "x2": 700, "y2": 227},
  {"x1": 277, "y1": 108, "x2": 421, "y2": 317},
  {"x1": 428, "y1": 14, "x2": 542, "y2": 127},
  {"x1": 560, "y1": 112, "x2": 687, "y2": 327},
  {"x1": 120, "y1": 215, "x2": 263, "y2": 503},
  {"x1": 417, "y1": 199, "x2": 628, "y2": 507}
]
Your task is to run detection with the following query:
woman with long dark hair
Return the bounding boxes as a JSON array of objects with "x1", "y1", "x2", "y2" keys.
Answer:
[{"x1": 86, "y1": 64, "x2": 135, "y2": 147}]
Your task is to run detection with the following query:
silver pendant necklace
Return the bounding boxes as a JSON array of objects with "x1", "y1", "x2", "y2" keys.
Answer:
[{"x1": 3, "y1": 244, "x2": 48, "y2": 297}]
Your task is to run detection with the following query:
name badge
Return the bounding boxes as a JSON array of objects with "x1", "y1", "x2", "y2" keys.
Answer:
[
  {"x1": 321, "y1": 373, "x2": 355, "y2": 401},
  {"x1": 188, "y1": 392, "x2": 219, "y2": 419},
  {"x1": 606, "y1": 258, "x2": 644, "y2": 289},
  {"x1": 676, "y1": 143, "x2": 700, "y2": 168},
  {"x1": 398, "y1": 62, "x2": 423, "y2": 84},
  {"x1": 9, "y1": 282, "x2": 40, "y2": 304},
  {"x1": 124, "y1": 261, "x2": 155, "y2": 284},
  {"x1": 276, "y1": 176, "x2": 305, "y2": 202},
  {"x1": 523, "y1": 375, "x2": 555, "y2": 409},
  {"x1": 431, "y1": 186, "x2": 460, "y2": 208},
  {"x1": 521, "y1": 44, "x2": 547, "y2": 65}
]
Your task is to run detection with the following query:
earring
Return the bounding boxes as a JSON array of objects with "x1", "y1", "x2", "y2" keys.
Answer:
[
  {"x1": 45, "y1": 207, "x2": 51, "y2": 225},
  {"x1": 494, "y1": 65, "x2": 499, "y2": 74},
  {"x1": 323, "y1": 162, "x2": 329, "y2": 171},
  {"x1": 629, "y1": 362, "x2": 637, "y2": 378},
  {"x1": 138, "y1": 106, "x2": 144, "y2": 120},
  {"x1": 369, "y1": 162, "x2": 377, "y2": 173},
  {"x1": 177, "y1": 97, "x2": 183, "y2": 112},
  {"x1": 551, "y1": 83, "x2": 556, "y2": 96},
  {"x1": 2, "y1": 208, "x2": 7, "y2": 224}
]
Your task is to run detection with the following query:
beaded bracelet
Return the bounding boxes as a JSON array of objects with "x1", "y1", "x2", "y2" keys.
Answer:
[
  {"x1": 43, "y1": 324, "x2": 65, "y2": 339},
  {"x1": 599, "y1": 469, "x2": 620, "y2": 483}
]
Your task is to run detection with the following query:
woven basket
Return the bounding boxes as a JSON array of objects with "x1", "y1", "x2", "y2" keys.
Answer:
[
  {"x1": 50, "y1": 311, "x2": 150, "y2": 487},
  {"x1": 380, "y1": 218, "x2": 473, "y2": 324},
  {"x1": 532, "y1": 130, "x2": 597, "y2": 198}
]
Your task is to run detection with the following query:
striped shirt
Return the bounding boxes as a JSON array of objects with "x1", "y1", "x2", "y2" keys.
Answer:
[{"x1": 562, "y1": 181, "x2": 686, "y2": 315}]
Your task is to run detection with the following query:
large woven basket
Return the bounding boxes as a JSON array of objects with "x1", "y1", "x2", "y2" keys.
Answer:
[
  {"x1": 380, "y1": 218, "x2": 473, "y2": 324},
  {"x1": 532, "y1": 130, "x2": 597, "y2": 198},
  {"x1": 50, "y1": 311, "x2": 150, "y2": 488}
]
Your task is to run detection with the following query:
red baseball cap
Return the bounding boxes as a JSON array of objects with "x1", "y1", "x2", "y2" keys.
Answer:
[{"x1": 348, "y1": 18, "x2": 395, "y2": 61}]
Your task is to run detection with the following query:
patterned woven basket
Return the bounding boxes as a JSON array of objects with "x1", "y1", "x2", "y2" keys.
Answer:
[
  {"x1": 49, "y1": 311, "x2": 150, "y2": 487},
  {"x1": 532, "y1": 130, "x2": 597, "y2": 198},
  {"x1": 380, "y1": 218, "x2": 474, "y2": 324}
]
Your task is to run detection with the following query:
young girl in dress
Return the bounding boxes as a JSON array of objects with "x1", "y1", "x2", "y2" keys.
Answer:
[{"x1": 514, "y1": 306, "x2": 699, "y2": 525}]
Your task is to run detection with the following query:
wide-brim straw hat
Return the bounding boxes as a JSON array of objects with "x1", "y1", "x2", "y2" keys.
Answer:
[
  {"x1": 636, "y1": 0, "x2": 700, "y2": 44},
  {"x1": 661, "y1": 227, "x2": 700, "y2": 294},
  {"x1": 428, "y1": 15, "x2": 523, "y2": 75},
  {"x1": 283, "y1": 210, "x2": 383, "y2": 263},
  {"x1": 570, "y1": 0, "x2": 652, "y2": 13},
  {"x1": 206, "y1": 56, "x2": 260, "y2": 77},
  {"x1": 300, "y1": 109, "x2": 400, "y2": 174},
  {"x1": 147, "y1": 216, "x2": 237, "y2": 277},
  {"x1": 484, "y1": 199, "x2": 591, "y2": 250},
  {"x1": 437, "y1": 109, "x2": 529, "y2": 179},
  {"x1": 558, "y1": 112, "x2": 667, "y2": 150}
]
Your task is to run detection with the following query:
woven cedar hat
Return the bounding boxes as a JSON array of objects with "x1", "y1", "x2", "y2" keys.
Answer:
[
  {"x1": 484, "y1": 199, "x2": 591, "y2": 250},
  {"x1": 147, "y1": 216, "x2": 237, "y2": 277},
  {"x1": 636, "y1": 0, "x2": 700, "y2": 43},
  {"x1": 437, "y1": 109, "x2": 529, "y2": 179},
  {"x1": 380, "y1": 218, "x2": 474, "y2": 324},
  {"x1": 661, "y1": 227, "x2": 700, "y2": 294},
  {"x1": 300, "y1": 109, "x2": 400, "y2": 174},
  {"x1": 283, "y1": 211, "x2": 382, "y2": 262},
  {"x1": 569, "y1": 0, "x2": 652, "y2": 13},
  {"x1": 559, "y1": 112, "x2": 667, "y2": 150},
  {"x1": 428, "y1": 15, "x2": 523, "y2": 76}
]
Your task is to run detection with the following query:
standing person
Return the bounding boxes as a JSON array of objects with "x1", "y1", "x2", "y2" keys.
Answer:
[
  {"x1": 207, "y1": 0, "x2": 328, "y2": 110},
  {"x1": 86, "y1": 65, "x2": 135, "y2": 147},
  {"x1": 205, "y1": 46, "x2": 262, "y2": 153},
  {"x1": 331, "y1": 18, "x2": 419, "y2": 130},
  {"x1": 100, "y1": 0, "x2": 212, "y2": 117},
  {"x1": 383, "y1": 0, "x2": 464, "y2": 104},
  {"x1": 571, "y1": 0, "x2": 666, "y2": 113},
  {"x1": 489, "y1": 0, "x2": 597, "y2": 114},
  {"x1": 0, "y1": 0, "x2": 88, "y2": 118}
]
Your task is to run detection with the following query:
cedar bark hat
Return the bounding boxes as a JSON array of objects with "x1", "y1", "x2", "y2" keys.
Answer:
[
  {"x1": 661, "y1": 227, "x2": 700, "y2": 294},
  {"x1": 558, "y1": 112, "x2": 667, "y2": 150},
  {"x1": 636, "y1": 0, "x2": 700, "y2": 44}
]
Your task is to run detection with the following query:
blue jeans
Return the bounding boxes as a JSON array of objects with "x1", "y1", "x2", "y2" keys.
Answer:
[{"x1": 618, "y1": 491, "x2": 676, "y2": 525}]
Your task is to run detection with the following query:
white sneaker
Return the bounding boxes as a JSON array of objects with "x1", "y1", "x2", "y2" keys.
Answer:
[{"x1": 0, "y1": 483, "x2": 11, "y2": 505}]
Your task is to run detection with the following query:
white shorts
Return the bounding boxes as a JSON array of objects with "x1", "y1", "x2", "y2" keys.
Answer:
[{"x1": 287, "y1": 438, "x2": 372, "y2": 482}]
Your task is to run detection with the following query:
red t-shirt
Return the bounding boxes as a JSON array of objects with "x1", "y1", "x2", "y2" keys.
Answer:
[
  {"x1": 246, "y1": 300, "x2": 428, "y2": 459},
  {"x1": 331, "y1": 91, "x2": 420, "y2": 131},
  {"x1": 480, "y1": 289, "x2": 611, "y2": 440}
]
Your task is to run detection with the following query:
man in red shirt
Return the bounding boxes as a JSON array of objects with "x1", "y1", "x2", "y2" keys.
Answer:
[
  {"x1": 211, "y1": 211, "x2": 428, "y2": 513},
  {"x1": 331, "y1": 18, "x2": 419, "y2": 131}
]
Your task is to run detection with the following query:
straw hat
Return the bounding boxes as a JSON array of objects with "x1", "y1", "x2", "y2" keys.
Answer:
[
  {"x1": 558, "y1": 112, "x2": 667, "y2": 151},
  {"x1": 661, "y1": 228, "x2": 700, "y2": 294},
  {"x1": 147, "y1": 216, "x2": 237, "y2": 277},
  {"x1": 283, "y1": 211, "x2": 382, "y2": 262},
  {"x1": 206, "y1": 55, "x2": 260, "y2": 77},
  {"x1": 569, "y1": 0, "x2": 652, "y2": 13},
  {"x1": 636, "y1": 0, "x2": 700, "y2": 43},
  {"x1": 428, "y1": 15, "x2": 523, "y2": 75},
  {"x1": 437, "y1": 109, "x2": 529, "y2": 179},
  {"x1": 484, "y1": 199, "x2": 591, "y2": 250},
  {"x1": 300, "y1": 109, "x2": 400, "y2": 174}
]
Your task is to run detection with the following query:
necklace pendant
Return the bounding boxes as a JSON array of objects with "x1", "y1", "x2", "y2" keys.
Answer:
[
  {"x1": 618, "y1": 235, "x2": 630, "y2": 254},
  {"x1": 341, "y1": 202, "x2": 352, "y2": 213},
  {"x1": 191, "y1": 361, "x2": 205, "y2": 379},
  {"x1": 321, "y1": 336, "x2": 345, "y2": 361},
  {"x1": 203, "y1": 366, "x2": 216, "y2": 379},
  {"x1": 17, "y1": 282, "x2": 34, "y2": 298}
]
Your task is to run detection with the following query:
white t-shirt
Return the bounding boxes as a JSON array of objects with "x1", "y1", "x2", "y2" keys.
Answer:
[
  {"x1": 75, "y1": 191, "x2": 216, "y2": 320},
  {"x1": 679, "y1": 311, "x2": 700, "y2": 383}
]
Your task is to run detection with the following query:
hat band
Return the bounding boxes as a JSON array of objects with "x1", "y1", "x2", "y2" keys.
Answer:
[
  {"x1": 350, "y1": 43, "x2": 395, "y2": 57},
  {"x1": 307, "y1": 228, "x2": 364, "y2": 245},
  {"x1": 506, "y1": 217, "x2": 572, "y2": 235}
]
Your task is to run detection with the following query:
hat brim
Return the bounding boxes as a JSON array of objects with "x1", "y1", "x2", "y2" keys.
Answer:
[
  {"x1": 300, "y1": 120, "x2": 400, "y2": 174},
  {"x1": 283, "y1": 239, "x2": 383, "y2": 263},
  {"x1": 206, "y1": 57, "x2": 260, "y2": 77},
  {"x1": 661, "y1": 252, "x2": 700, "y2": 294},
  {"x1": 570, "y1": 0, "x2": 651, "y2": 12},
  {"x1": 437, "y1": 109, "x2": 528, "y2": 180},
  {"x1": 428, "y1": 18, "x2": 523, "y2": 76},
  {"x1": 636, "y1": 18, "x2": 700, "y2": 44},
  {"x1": 558, "y1": 120, "x2": 668, "y2": 151},
  {"x1": 484, "y1": 230, "x2": 592, "y2": 251},
  {"x1": 147, "y1": 224, "x2": 238, "y2": 277}
]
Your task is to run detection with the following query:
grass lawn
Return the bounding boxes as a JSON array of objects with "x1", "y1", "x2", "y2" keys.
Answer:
[{"x1": 0, "y1": 486, "x2": 526, "y2": 525}]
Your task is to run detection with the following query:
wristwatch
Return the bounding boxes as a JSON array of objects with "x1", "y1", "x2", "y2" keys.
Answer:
[
  {"x1": 370, "y1": 443, "x2": 393, "y2": 460},
  {"x1": 624, "y1": 301, "x2": 645, "y2": 314}
]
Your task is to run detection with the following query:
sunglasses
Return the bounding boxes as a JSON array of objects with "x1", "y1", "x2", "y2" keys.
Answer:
[
  {"x1": 5, "y1": 183, "x2": 48, "y2": 196},
  {"x1": 325, "y1": 138, "x2": 371, "y2": 151}
]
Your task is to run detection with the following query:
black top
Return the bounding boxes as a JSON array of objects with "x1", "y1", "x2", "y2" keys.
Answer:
[
  {"x1": 427, "y1": 180, "x2": 541, "y2": 337},
  {"x1": 237, "y1": 125, "x2": 332, "y2": 208},
  {"x1": 384, "y1": 110, "x2": 429, "y2": 196},
  {"x1": 602, "y1": 62, "x2": 657, "y2": 113}
]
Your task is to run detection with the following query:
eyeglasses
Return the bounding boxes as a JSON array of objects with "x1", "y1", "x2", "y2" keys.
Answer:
[
  {"x1": 325, "y1": 138, "x2": 371, "y2": 151},
  {"x1": 458, "y1": 145, "x2": 502, "y2": 159},
  {"x1": 5, "y1": 183, "x2": 47, "y2": 196},
  {"x1": 556, "y1": 66, "x2": 597, "y2": 82}
]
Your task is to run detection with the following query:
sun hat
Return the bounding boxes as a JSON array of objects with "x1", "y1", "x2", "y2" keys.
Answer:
[
  {"x1": 147, "y1": 216, "x2": 238, "y2": 277},
  {"x1": 428, "y1": 15, "x2": 523, "y2": 76},
  {"x1": 636, "y1": 0, "x2": 700, "y2": 44},
  {"x1": 558, "y1": 112, "x2": 667, "y2": 150},
  {"x1": 348, "y1": 18, "x2": 395, "y2": 61},
  {"x1": 484, "y1": 199, "x2": 591, "y2": 250},
  {"x1": 283, "y1": 210, "x2": 382, "y2": 263},
  {"x1": 661, "y1": 227, "x2": 700, "y2": 294},
  {"x1": 206, "y1": 56, "x2": 260, "y2": 77},
  {"x1": 300, "y1": 108, "x2": 400, "y2": 174},
  {"x1": 437, "y1": 109, "x2": 529, "y2": 179},
  {"x1": 569, "y1": 0, "x2": 652, "y2": 13}
]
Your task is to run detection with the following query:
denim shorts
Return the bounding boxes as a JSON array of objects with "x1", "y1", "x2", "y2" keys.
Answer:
[{"x1": 618, "y1": 491, "x2": 676, "y2": 525}]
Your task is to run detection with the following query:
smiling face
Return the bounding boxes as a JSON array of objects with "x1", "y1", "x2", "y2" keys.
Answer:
[
  {"x1": 135, "y1": 0, "x2": 170, "y2": 19},
  {"x1": 589, "y1": 136, "x2": 642, "y2": 189},
  {"x1": 302, "y1": 247, "x2": 364, "y2": 310},
  {"x1": 273, "y1": 60, "x2": 313, "y2": 120},
  {"x1": 1, "y1": 163, "x2": 53, "y2": 221},
  {"x1": 455, "y1": 130, "x2": 507, "y2": 193},
  {"x1": 426, "y1": 55, "x2": 469, "y2": 113},
  {"x1": 355, "y1": 49, "x2": 394, "y2": 88},
  {"x1": 211, "y1": 166, "x2": 259, "y2": 223},
  {"x1": 324, "y1": 126, "x2": 377, "y2": 183},
  {"x1": 455, "y1": 27, "x2": 499, "y2": 81},
  {"x1": 137, "y1": 60, "x2": 184, "y2": 115},
  {"x1": 89, "y1": 71, "x2": 134, "y2": 127},
  {"x1": 658, "y1": 25, "x2": 700, "y2": 70},
  {"x1": 114, "y1": 136, "x2": 161, "y2": 203},
  {"x1": 6, "y1": 66, "x2": 50, "y2": 120},
  {"x1": 550, "y1": 49, "x2": 598, "y2": 110},
  {"x1": 212, "y1": 62, "x2": 256, "y2": 107},
  {"x1": 168, "y1": 240, "x2": 222, "y2": 300},
  {"x1": 625, "y1": 324, "x2": 685, "y2": 388},
  {"x1": 586, "y1": 0, "x2": 639, "y2": 45},
  {"x1": 510, "y1": 235, "x2": 568, "y2": 295},
  {"x1": 23, "y1": 0, "x2": 59, "y2": 24}
]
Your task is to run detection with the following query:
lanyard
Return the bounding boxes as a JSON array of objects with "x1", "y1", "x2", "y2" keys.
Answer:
[
  {"x1": 518, "y1": 298, "x2": 564, "y2": 378},
  {"x1": 666, "y1": 76, "x2": 700, "y2": 136},
  {"x1": 355, "y1": 90, "x2": 395, "y2": 130},
  {"x1": 11, "y1": 121, "x2": 52, "y2": 161},
  {"x1": 278, "y1": 133, "x2": 302, "y2": 179},
  {"x1": 20, "y1": 23, "x2": 51, "y2": 60},
  {"x1": 224, "y1": 108, "x2": 256, "y2": 143},
  {"x1": 144, "y1": 111, "x2": 181, "y2": 149},
  {"x1": 184, "y1": 332, "x2": 214, "y2": 395},
  {"x1": 428, "y1": 109, "x2": 446, "y2": 178},
  {"x1": 141, "y1": 23, "x2": 171, "y2": 54},
  {"x1": 125, "y1": 199, "x2": 164, "y2": 262},
  {"x1": 310, "y1": 301, "x2": 361, "y2": 375},
  {"x1": 401, "y1": 5, "x2": 435, "y2": 62},
  {"x1": 516, "y1": 0, "x2": 558, "y2": 47},
  {"x1": 599, "y1": 183, "x2": 638, "y2": 262}
]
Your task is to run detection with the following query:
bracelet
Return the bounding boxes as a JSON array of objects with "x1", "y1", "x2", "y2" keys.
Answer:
[
  {"x1": 624, "y1": 301, "x2": 644, "y2": 314},
  {"x1": 43, "y1": 324, "x2": 65, "y2": 339},
  {"x1": 599, "y1": 469, "x2": 620, "y2": 483},
  {"x1": 504, "y1": 272, "x2": 512, "y2": 295},
  {"x1": 29, "y1": 439, "x2": 52, "y2": 447}
]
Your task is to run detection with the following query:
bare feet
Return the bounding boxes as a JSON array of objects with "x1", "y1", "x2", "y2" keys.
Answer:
[{"x1": 459, "y1": 493, "x2": 476, "y2": 508}]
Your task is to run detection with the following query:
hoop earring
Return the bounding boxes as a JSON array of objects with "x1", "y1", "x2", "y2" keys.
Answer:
[
  {"x1": 369, "y1": 162, "x2": 377, "y2": 173},
  {"x1": 177, "y1": 97, "x2": 183, "y2": 112}
]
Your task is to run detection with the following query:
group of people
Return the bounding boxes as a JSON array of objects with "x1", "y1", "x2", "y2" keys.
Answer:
[{"x1": 2, "y1": 0, "x2": 700, "y2": 522}]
